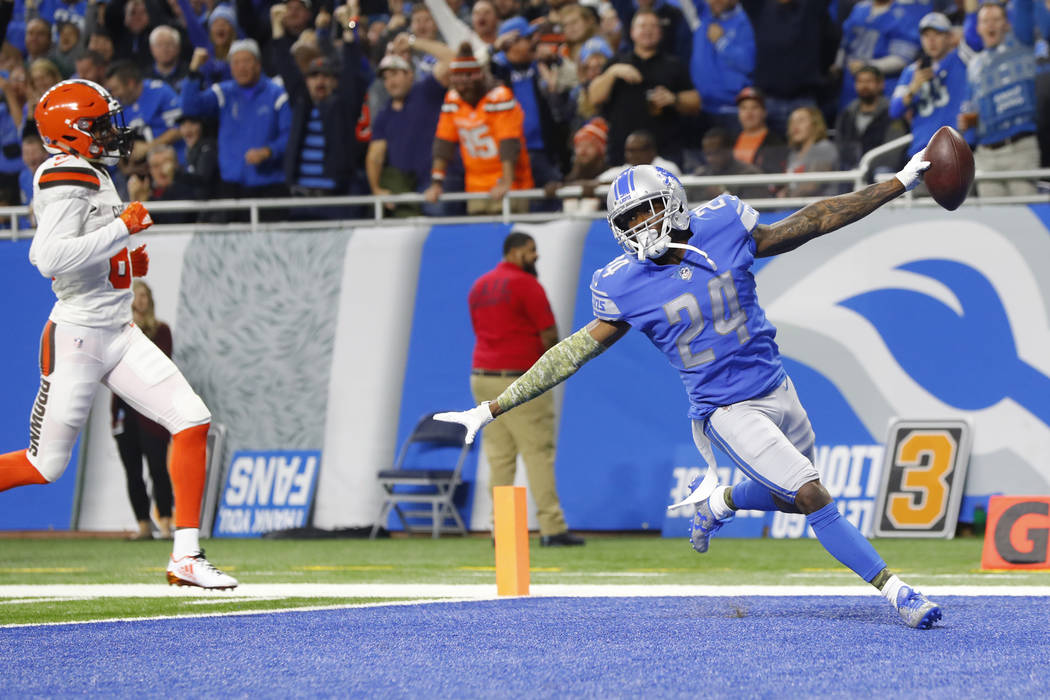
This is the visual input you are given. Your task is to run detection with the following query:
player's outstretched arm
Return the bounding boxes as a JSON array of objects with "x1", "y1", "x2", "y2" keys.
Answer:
[
  {"x1": 752, "y1": 149, "x2": 930, "y2": 258},
  {"x1": 434, "y1": 319, "x2": 630, "y2": 443}
]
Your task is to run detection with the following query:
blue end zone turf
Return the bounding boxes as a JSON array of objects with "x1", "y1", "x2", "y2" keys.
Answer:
[{"x1": 3, "y1": 596, "x2": 1049, "y2": 696}]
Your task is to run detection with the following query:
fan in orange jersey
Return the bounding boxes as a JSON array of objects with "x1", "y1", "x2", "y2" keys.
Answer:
[
  {"x1": 0, "y1": 79, "x2": 236, "y2": 589},
  {"x1": 424, "y1": 43, "x2": 534, "y2": 215}
]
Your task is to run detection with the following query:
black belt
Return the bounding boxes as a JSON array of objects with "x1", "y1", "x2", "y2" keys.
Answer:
[
  {"x1": 472, "y1": 369, "x2": 524, "y2": 377},
  {"x1": 982, "y1": 131, "x2": 1035, "y2": 150}
]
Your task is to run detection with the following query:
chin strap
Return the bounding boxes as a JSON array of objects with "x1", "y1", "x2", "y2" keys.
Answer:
[{"x1": 667, "y1": 241, "x2": 717, "y2": 271}]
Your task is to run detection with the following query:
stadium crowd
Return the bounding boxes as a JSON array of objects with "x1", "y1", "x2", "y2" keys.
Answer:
[{"x1": 1, "y1": 0, "x2": 1048, "y2": 221}]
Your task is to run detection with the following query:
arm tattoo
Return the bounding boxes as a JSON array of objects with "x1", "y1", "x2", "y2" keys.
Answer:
[
  {"x1": 755, "y1": 179, "x2": 903, "y2": 258},
  {"x1": 495, "y1": 327, "x2": 607, "y2": 413}
]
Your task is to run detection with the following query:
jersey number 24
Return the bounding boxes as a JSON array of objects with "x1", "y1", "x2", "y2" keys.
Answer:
[{"x1": 663, "y1": 271, "x2": 750, "y2": 368}]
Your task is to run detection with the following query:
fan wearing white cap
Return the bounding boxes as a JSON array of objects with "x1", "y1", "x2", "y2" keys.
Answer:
[
  {"x1": 180, "y1": 36, "x2": 292, "y2": 211},
  {"x1": 888, "y1": 11, "x2": 972, "y2": 161}
]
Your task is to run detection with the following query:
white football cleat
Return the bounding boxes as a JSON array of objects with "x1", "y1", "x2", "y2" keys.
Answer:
[{"x1": 166, "y1": 549, "x2": 238, "y2": 590}]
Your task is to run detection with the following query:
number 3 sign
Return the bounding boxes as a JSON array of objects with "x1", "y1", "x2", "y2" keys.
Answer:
[{"x1": 872, "y1": 419, "x2": 973, "y2": 538}]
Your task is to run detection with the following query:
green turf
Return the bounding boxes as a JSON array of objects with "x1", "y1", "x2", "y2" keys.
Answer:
[
  {"x1": 0, "y1": 534, "x2": 1044, "y2": 626},
  {"x1": 0, "y1": 597, "x2": 406, "y2": 626}
]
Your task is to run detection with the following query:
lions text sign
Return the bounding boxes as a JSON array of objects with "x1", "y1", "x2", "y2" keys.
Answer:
[{"x1": 214, "y1": 450, "x2": 320, "y2": 537}]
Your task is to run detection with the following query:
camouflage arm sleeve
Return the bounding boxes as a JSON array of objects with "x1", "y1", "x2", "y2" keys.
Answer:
[{"x1": 494, "y1": 327, "x2": 607, "y2": 413}]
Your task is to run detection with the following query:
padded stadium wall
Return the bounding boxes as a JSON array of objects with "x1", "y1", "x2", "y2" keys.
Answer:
[{"x1": 1, "y1": 205, "x2": 1049, "y2": 533}]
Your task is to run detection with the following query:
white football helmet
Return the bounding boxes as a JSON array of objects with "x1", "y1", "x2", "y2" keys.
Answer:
[{"x1": 607, "y1": 165, "x2": 692, "y2": 260}]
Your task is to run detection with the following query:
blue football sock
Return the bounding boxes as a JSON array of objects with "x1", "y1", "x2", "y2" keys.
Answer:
[
  {"x1": 727, "y1": 479, "x2": 778, "y2": 511},
  {"x1": 806, "y1": 503, "x2": 886, "y2": 582}
]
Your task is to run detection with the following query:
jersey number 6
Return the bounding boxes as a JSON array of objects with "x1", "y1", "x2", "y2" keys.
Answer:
[
  {"x1": 662, "y1": 271, "x2": 750, "y2": 368},
  {"x1": 108, "y1": 248, "x2": 132, "y2": 290}
]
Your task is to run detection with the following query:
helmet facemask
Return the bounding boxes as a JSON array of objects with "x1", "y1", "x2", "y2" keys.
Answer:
[
  {"x1": 76, "y1": 110, "x2": 133, "y2": 163},
  {"x1": 610, "y1": 196, "x2": 676, "y2": 260},
  {"x1": 606, "y1": 165, "x2": 719, "y2": 270}
]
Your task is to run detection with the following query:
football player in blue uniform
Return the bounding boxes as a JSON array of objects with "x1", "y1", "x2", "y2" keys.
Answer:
[{"x1": 436, "y1": 149, "x2": 941, "y2": 629}]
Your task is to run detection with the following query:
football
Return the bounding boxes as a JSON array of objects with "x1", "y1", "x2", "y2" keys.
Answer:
[{"x1": 923, "y1": 126, "x2": 975, "y2": 211}]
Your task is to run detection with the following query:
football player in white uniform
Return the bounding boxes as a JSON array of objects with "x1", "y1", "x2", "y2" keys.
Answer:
[{"x1": 0, "y1": 80, "x2": 236, "y2": 589}]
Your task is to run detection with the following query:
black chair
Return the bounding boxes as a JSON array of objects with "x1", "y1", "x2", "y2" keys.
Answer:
[{"x1": 369, "y1": 412, "x2": 473, "y2": 539}]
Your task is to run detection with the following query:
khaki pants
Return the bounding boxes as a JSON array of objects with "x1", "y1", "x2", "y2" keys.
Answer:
[
  {"x1": 975, "y1": 135, "x2": 1039, "y2": 197},
  {"x1": 471, "y1": 373, "x2": 568, "y2": 535},
  {"x1": 466, "y1": 197, "x2": 529, "y2": 215}
]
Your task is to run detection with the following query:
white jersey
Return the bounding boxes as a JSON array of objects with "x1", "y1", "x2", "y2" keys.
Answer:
[{"x1": 29, "y1": 153, "x2": 132, "y2": 328}]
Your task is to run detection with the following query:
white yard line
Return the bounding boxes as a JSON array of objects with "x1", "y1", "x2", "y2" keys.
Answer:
[{"x1": 1, "y1": 583, "x2": 1049, "y2": 599}]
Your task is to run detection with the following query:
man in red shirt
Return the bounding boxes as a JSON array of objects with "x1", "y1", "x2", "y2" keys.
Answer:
[{"x1": 468, "y1": 232, "x2": 583, "y2": 546}]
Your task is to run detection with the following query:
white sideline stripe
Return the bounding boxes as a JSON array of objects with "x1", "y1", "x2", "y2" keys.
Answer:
[{"x1": 2, "y1": 584, "x2": 1050, "y2": 599}]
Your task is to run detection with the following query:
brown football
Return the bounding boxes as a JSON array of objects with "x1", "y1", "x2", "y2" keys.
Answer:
[{"x1": 923, "y1": 125, "x2": 975, "y2": 211}]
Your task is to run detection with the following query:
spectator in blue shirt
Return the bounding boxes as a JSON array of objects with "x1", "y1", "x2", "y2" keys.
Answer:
[
  {"x1": 958, "y1": 0, "x2": 1038, "y2": 196},
  {"x1": 104, "y1": 60, "x2": 182, "y2": 162},
  {"x1": 180, "y1": 38, "x2": 291, "y2": 219},
  {"x1": 836, "y1": 0, "x2": 920, "y2": 110},
  {"x1": 889, "y1": 11, "x2": 972, "y2": 157},
  {"x1": 6, "y1": 0, "x2": 26, "y2": 54},
  {"x1": 173, "y1": 0, "x2": 236, "y2": 86},
  {"x1": 367, "y1": 53, "x2": 452, "y2": 217},
  {"x1": 690, "y1": 0, "x2": 755, "y2": 132}
]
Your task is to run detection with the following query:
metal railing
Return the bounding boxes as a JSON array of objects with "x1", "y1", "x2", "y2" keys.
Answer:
[{"x1": 3, "y1": 135, "x2": 1049, "y2": 239}]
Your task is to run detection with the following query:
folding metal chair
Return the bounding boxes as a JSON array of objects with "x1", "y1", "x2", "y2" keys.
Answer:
[{"x1": 369, "y1": 412, "x2": 473, "y2": 539}]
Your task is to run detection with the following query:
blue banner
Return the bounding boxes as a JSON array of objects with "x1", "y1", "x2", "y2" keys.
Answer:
[{"x1": 213, "y1": 450, "x2": 320, "y2": 537}]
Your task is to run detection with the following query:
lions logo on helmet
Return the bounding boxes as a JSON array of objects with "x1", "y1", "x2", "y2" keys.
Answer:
[{"x1": 607, "y1": 165, "x2": 692, "y2": 261}]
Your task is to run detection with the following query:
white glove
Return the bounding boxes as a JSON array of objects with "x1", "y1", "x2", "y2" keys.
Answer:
[
  {"x1": 433, "y1": 402, "x2": 495, "y2": 445},
  {"x1": 894, "y1": 147, "x2": 931, "y2": 192}
]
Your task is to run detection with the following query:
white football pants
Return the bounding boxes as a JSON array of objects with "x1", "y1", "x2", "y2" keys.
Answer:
[{"x1": 27, "y1": 320, "x2": 210, "y2": 482}]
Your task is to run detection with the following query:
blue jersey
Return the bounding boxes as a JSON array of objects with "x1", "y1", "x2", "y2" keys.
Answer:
[
  {"x1": 124, "y1": 80, "x2": 181, "y2": 141},
  {"x1": 590, "y1": 194, "x2": 785, "y2": 420},
  {"x1": 963, "y1": 0, "x2": 1037, "y2": 148},
  {"x1": 840, "y1": 1, "x2": 920, "y2": 108},
  {"x1": 37, "y1": 0, "x2": 87, "y2": 39},
  {"x1": 890, "y1": 50, "x2": 971, "y2": 156}
]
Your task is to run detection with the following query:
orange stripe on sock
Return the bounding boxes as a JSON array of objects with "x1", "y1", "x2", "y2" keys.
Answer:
[
  {"x1": 39, "y1": 321, "x2": 55, "y2": 377},
  {"x1": 170, "y1": 423, "x2": 209, "y2": 528},
  {"x1": 0, "y1": 449, "x2": 48, "y2": 491}
]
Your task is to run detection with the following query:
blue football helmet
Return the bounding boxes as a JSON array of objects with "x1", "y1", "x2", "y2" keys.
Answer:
[{"x1": 607, "y1": 165, "x2": 692, "y2": 260}]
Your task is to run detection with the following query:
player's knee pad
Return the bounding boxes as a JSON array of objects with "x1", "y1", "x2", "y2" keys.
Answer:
[
  {"x1": 168, "y1": 385, "x2": 211, "y2": 434},
  {"x1": 29, "y1": 439, "x2": 76, "y2": 482}
]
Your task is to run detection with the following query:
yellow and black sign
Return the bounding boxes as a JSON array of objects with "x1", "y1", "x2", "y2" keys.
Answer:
[{"x1": 872, "y1": 419, "x2": 972, "y2": 538}]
